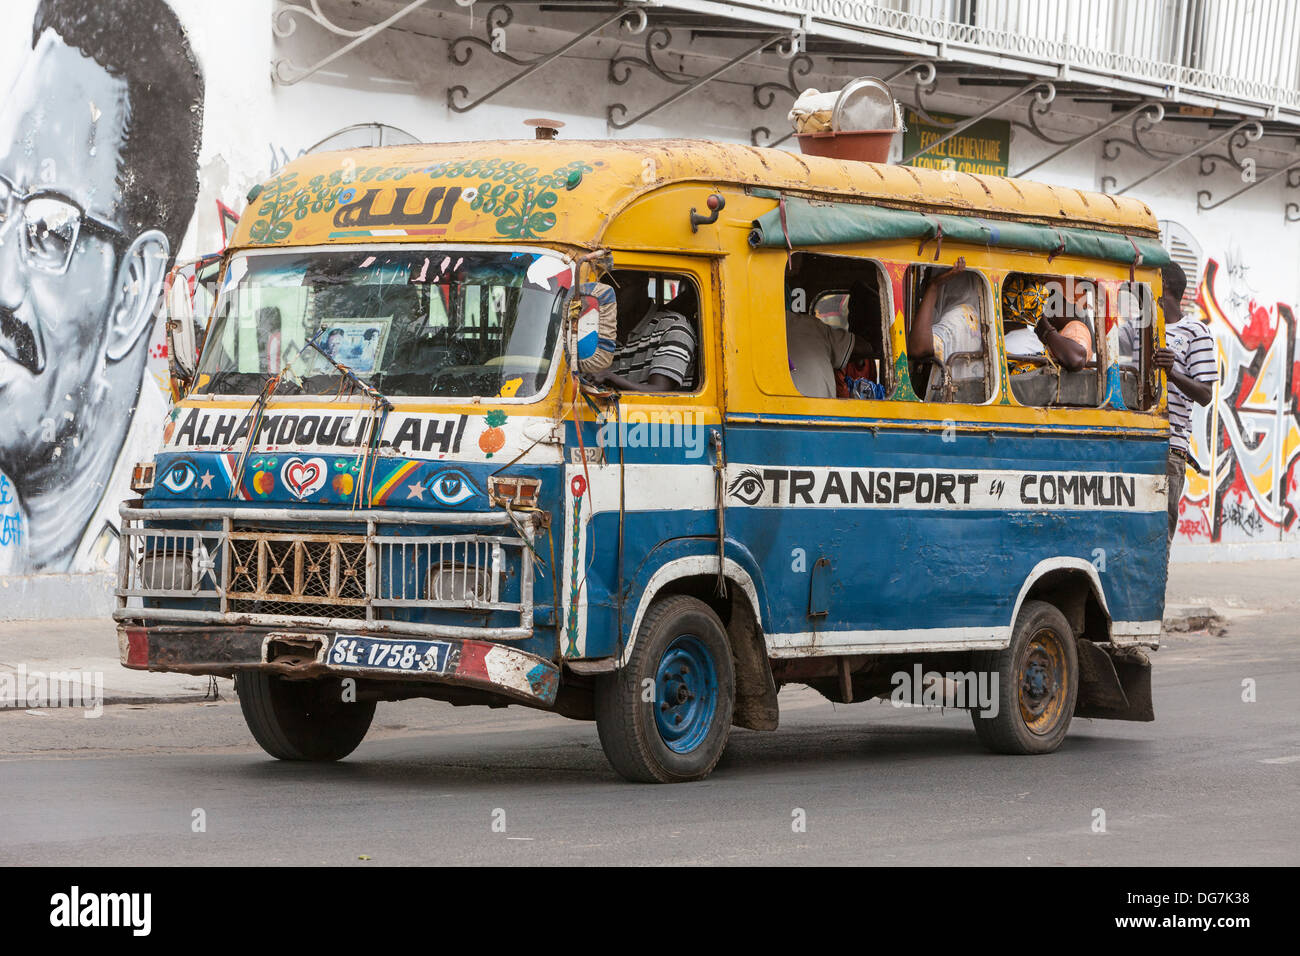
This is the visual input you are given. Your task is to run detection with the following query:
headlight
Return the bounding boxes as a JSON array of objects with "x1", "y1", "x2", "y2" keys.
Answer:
[
  {"x1": 139, "y1": 552, "x2": 195, "y2": 591},
  {"x1": 427, "y1": 562, "x2": 491, "y2": 604}
]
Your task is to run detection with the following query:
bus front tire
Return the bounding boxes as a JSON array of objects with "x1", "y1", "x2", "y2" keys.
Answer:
[
  {"x1": 595, "y1": 595, "x2": 735, "y2": 783},
  {"x1": 970, "y1": 599, "x2": 1078, "y2": 755},
  {"x1": 235, "y1": 671, "x2": 375, "y2": 761}
]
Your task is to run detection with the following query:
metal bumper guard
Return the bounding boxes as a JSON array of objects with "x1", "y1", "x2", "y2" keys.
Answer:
[
  {"x1": 119, "y1": 624, "x2": 560, "y2": 708},
  {"x1": 115, "y1": 502, "x2": 537, "y2": 641}
]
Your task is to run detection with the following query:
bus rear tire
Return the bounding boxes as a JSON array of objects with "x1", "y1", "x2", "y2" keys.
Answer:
[
  {"x1": 970, "y1": 599, "x2": 1078, "y2": 755},
  {"x1": 235, "y1": 671, "x2": 375, "y2": 761},
  {"x1": 595, "y1": 595, "x2": 735, "y2": 783}
]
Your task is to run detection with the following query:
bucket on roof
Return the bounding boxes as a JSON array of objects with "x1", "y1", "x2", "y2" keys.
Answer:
[{"x1": 790, "y1": 77, "x2": 903, "y2": 164}]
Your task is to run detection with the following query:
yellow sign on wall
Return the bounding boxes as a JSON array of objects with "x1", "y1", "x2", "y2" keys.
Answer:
[{"x1": 903, "y1": 109, "x2": 1009, "y2": 176}]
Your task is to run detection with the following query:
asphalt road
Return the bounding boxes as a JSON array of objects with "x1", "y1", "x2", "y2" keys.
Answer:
[{"x1": 2, "y1": 610, "x2": 1296, "y2": 866}]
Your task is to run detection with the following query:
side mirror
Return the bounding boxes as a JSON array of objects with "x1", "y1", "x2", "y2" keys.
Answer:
[{"x1": 164, "y1": 266, "x2": 198, "y2": 399}]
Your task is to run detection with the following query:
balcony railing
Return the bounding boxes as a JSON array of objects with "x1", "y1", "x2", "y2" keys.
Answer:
[{"x1": 749, "y1": 0, "x2": 1300, "y2": 114}]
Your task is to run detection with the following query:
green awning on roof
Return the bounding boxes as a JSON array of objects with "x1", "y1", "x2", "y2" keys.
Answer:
[{"x1": 749, "y1": 197, "x2": 1170, "y2": 268}]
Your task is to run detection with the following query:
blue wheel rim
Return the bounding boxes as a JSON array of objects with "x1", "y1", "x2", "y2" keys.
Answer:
[{"x1": 653, "y1": 634, "x2": 719, "y2": 754}]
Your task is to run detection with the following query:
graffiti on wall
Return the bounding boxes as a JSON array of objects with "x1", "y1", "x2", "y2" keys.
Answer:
[
  {"x1": 1176, "y1": 255, "x2": 1300, "y2": 544},
  {"x1": 0, "y1": 0, "x2": 204, "y2": 574}
]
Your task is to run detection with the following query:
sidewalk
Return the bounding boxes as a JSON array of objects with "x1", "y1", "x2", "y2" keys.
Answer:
[
  {"x1": 0, "y1": 618, "x2": 231, "y2": 708},
  {"x1": 1162, "y1": 557, "x2": 1300, "y2": 635},
  {"x1": 1163, "y1": 558, "x2": 1300, "y2": 611},
  {"x1": 1, "y1": 559, "x2": 1295, "y2": 706}
]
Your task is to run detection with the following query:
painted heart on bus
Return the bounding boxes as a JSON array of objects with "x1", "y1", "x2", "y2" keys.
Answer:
[{"x1": 280, "y1": 457, "x2": 327, "y2": 500}]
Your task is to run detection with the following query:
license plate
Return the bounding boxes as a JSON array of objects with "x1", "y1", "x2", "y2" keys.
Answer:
[{"x1": 327, "y1": 635, "x2": 452, "y2": 675}]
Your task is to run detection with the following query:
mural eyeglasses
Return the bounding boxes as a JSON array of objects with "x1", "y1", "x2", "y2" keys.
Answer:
[{"x1": 0, "y1": 174, "x2": 127, "y2": 276}]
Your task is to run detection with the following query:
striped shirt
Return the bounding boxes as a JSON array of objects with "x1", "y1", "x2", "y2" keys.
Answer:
[
  {"x1": 1165, "y1": 316, "x2": 1217, "y2": 454},
  {"x1": 610, "y1": 309, "x2": 696, "y2": 389}
]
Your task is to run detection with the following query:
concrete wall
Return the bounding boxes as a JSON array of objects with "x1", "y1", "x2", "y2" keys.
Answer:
[{"x1": 1, "y1": 0, "x2": 1296, "y2": 618}]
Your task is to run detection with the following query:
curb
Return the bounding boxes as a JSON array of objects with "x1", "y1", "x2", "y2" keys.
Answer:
[{"x1": 102, "y1": 694, "x2": 228, "y2": 706}]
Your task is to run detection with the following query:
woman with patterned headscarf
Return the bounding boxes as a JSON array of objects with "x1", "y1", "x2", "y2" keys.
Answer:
[{"x1": 1001, "y1": 275, "x2": 1093, "y2": 373}]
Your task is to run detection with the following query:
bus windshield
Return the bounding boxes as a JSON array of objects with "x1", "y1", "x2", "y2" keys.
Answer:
[{"x1": 193, "y1": 247, "x2": 569, "y2": 399}]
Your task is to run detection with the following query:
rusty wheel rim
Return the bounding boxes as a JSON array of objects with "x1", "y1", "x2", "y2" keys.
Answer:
[{"x1": 1017, "y1": 627, "x2": 1067, "y2": 735}]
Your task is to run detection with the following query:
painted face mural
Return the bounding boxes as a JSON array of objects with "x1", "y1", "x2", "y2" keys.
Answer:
[{"x1": 0, "y1": 0, "x2": 203, "y2": 573}]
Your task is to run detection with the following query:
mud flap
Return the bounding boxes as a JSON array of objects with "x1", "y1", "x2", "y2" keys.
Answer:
[{"x1": 1075, "y1": 639, "x2": 1154, "y2": 722}]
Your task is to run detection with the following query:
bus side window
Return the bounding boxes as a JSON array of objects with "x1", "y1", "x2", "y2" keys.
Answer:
[
  {"x1": 904, "y1": 262, "x2": 993, "y2": 404},
  {"x1": 1003, "y1": 273, "x2": 1101, "y2": 408},
  {"x1": 783, "y1": 253, "x2": 890, "y2": 400},
  {"x1": 604, "y1": 268, "x2": 702, "y2": 393},
  {"x1": 1115, "y1": 281, "x2": 1156, "y2": 410}
]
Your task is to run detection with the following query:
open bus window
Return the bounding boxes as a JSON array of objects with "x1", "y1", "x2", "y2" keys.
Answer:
[
  {"x1": 904, "y1": 261, "x2": 993, "y2": 404},
  {"x1": 1002, "y1": 273, "x2": 1101, "y2": 408},
  {"x1": 784, "y1": 253, "x2": 889, "y2": 400},
  {"x1": 1115, "y1": 281, "x2": 1156, "y2": 410},
  {"x1": 601, "y1": 269, "x2": 701, "y2": 393}
]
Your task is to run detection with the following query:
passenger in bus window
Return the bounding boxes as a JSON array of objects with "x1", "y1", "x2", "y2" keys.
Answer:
[
  {"x1": 906, "y1": 257, "x2": 986, "y2": 400},
  {"x1": 786, "y1": 288, "x2": 874, "y2": 399},
  {"x1": 1117, "y1": 298, "x2": 1140, "y2": 367},
  {"x1": 594, "y1": 273, "x2": 698, "y2": 392},
  {"x1": 1001, "y1": 275, "x2": 1093, "y2": 373},
  {"x1": 1058, "y1": 278, "x2": 1097, "y2": 354},
  {"x1": 835, "y1": 279, "x2": 886, "y2": 399}
]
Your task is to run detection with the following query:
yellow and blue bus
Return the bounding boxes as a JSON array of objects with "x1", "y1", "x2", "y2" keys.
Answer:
[{"x1": 117, "y1": 139, "x2": 1168, "y2": 782}]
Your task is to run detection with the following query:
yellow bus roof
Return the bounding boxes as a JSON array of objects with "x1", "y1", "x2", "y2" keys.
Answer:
[{"x1": 230, "y1": 139, "x2": 1160, "y2": 251}]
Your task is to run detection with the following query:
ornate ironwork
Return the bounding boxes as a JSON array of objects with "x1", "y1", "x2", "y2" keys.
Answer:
[
  {"x1": 449, "y1": 3, "x2": 534, "y2": 69},
  {"x1": 753, "y1": 52, "x2": 814, "y2": 111},
  {"x1": 1198, "y1": 161, "x2": 1300, "y2": 217},
  {"x1": 904, "y1": 62, "x2": 960, "y2": 129},
  {"x1": 901, "y1": 79, "x2": 1055, "y2": 165},
  {"x1": 750, "y1": 52, "x2": 814, "y2": 147},
  {"x1": 609, "y1": 31, "x2": 799, "y2": 131},
  {"x1": 1100, "y1": 104, "x2": 1168, "y2": 165},
  {"x1": 1104, "y1": 119, "x2": 1263, "y2": 194},
  {"x1": 1013, "y1": 101, "x2": 1163, "y2": 178},
  {"x1": 273, "y1": 0, "x2": 441, "y2": 86},
  {"x1": 449, "y1": 3, "x2": 644, "y2": 113},
  {"x1": 884, "y1": 60, "x2": 936, "y2": 87},
  {"x1": 610, "y1": 25, "x2": 690, "y2": 88},
  {"x1": 1198, "y1": 121, "x2": 1266, "y2": 177}
]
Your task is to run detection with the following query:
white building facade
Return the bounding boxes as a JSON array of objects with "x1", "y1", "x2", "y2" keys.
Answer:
[{"x1": 1, "y1": 0, "x2": 1297, "y2": 617}]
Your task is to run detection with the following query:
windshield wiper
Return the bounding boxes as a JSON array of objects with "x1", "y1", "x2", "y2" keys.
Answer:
[{"x1": 305, "y1": 330, "x2": 394, "y2": 411}]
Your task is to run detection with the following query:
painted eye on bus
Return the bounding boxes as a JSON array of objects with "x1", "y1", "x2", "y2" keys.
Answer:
[
  {"x1": 160, "y1": 458, "x2": 198, "y2": 494},
  {"x1": 428, "y1": 469, "x2": 478, "y2": 507},
  {"x1": 727, "y1": 468, "x2": 766, "y2": 506}
]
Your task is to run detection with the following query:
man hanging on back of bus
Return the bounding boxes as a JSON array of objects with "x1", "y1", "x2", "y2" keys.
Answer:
[{"x1": 1153, "y1": 261, "x2": 1216, "y2": 541}]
